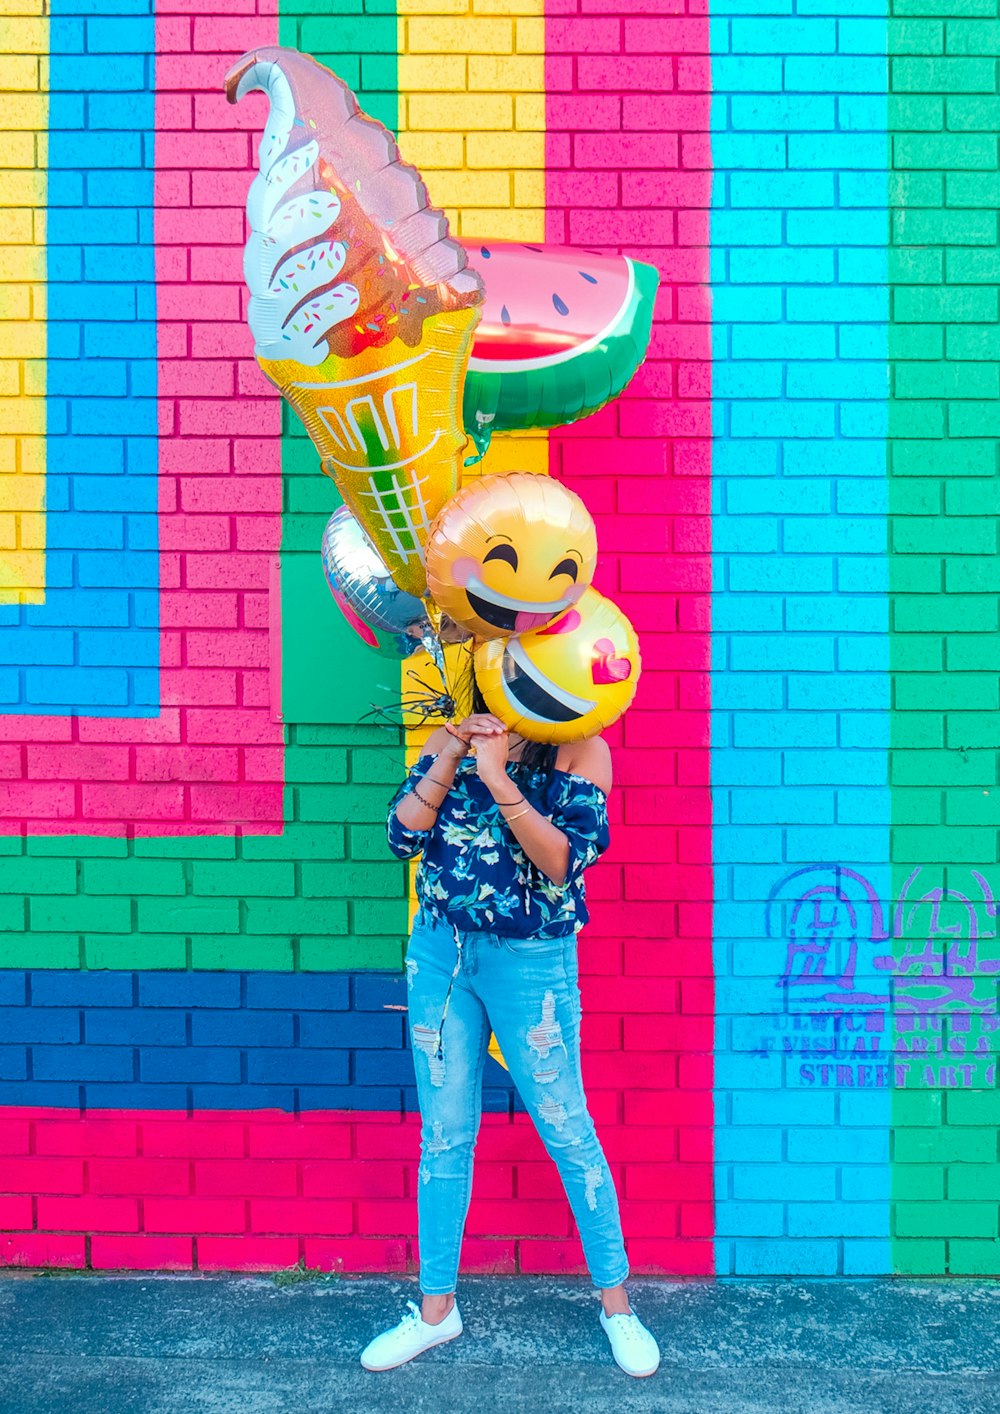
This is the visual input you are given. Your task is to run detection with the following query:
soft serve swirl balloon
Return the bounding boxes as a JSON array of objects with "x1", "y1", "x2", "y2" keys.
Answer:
[{"x1": 225, "y1": 47, "x2": 483, "y2": 596}]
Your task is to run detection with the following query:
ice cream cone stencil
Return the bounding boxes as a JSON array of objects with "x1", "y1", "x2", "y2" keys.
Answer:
[{"x1": 225, "y1": 48, "x2": 483, "y2": 597}]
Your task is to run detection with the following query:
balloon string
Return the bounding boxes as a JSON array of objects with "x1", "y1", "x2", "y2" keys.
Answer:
[
  {"x1": 358, "y1": 632, "x2": 471, "y2": 730},
  {"x1": 358, "y1": 663, "x2": 456, "y2": 730}
]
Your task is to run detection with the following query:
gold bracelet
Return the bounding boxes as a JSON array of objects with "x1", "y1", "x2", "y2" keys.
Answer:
[{"x1": 502, "y1": 805, "x2": 531, "y2": 823}]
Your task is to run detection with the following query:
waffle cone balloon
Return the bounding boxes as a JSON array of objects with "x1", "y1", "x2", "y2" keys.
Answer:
[{"x1": 225, "y1": 47, "x2": 483, "y2": 596}]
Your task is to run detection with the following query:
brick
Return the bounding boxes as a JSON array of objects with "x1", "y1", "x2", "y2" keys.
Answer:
[
  {"x1": 91, "y1": 1236, "x2": 193, "y2": 1270},
  {"x1": 892, "y1": 56, "x2": 996, "y2": 89},
  {"x1": 194, "y1": 1161, "x2": 298, "y2": 1198},
  {"x1": 89, "y1": 1159, "x2": 190, "y2": 1197},
  {"x1": 145, "y1": 1198, "x2": 245, "y2": 1235},
  {"x1": 949, "y1": 1241, "x2": 1000, "y2": 1275},
  {"x1": 0, "y1": 1229, "x2": 86, "y2": 1269},
  {"x1": 252, "y1": 1199, "x2": 353, "y2": 1235},
  {"x1": 304, "y1": 1236, "x2": 408, "y2": 1273},
  {"x1": 37, "y1": 1197, "x2": 138, "y2": 1232},
  {"x1": 197, "y1": 1237, "x2": 300, "y2": 1272},
  {"x1": 896, "y1": 1203, "x2": 998, "y2": 1239},
  {"x1": 405, "y1": 17, "x2": 512, "y2": 54}
]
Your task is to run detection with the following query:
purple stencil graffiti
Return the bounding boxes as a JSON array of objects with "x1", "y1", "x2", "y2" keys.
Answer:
[
  {"x1": 767, "y1": 864, "x2": 888, "y2": 1008},
  {"x1": 761, "y1": 864, "x2": 1000, "y2": 1088},
  {"x1": 893, "y1": 866, "x2": 1000, "y2": 1012}
]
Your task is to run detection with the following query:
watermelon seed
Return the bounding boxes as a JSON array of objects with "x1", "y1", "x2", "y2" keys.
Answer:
[
  {"x1": 579, "y1": 271, "x2": 598, "y2": 284},
  {"x1": 500, "y1": 305, "x2": 511, "y2": 325},
  {"x1": 480, "y1": 246, "x2": 491, "y2": 258},
  {"x1": 552, "y1": 294, "x2": 569, "y2": 317}
]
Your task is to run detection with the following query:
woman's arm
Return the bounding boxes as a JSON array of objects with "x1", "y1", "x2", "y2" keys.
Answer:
[
  {"x1": 390, "y1": 727, "x2": 466, "y2": 835},
  {"x1": 471, "y1": 731, "x2": 612, "y2": 888},
  {"x1": 390, "y1": 714, "x2": 508, "y2": 834}
]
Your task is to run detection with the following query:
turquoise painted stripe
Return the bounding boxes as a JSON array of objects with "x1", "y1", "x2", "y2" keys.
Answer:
[{"x1": 710, "y1": 0, "x2": 892, "y2": 1275}]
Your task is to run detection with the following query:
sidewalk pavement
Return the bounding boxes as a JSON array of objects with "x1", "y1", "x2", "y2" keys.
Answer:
[{"x1": 0, "y1": 1272, "x2": 997, "y2": 1414}]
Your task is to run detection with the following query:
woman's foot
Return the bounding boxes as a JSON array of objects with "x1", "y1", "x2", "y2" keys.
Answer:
[
  {"x1": 600, "y1": 1283, "x2": 632, "y2": 1317},
  {"x1": 422, "y1": 1292, "x2": 456, "y2": 1325},
  {"x1": 359, "y1": 1297, "x2": 463, "y2": 1371},
  {"x1": 599, "y1": 1305, "x2": 660, "y2": 1378}
]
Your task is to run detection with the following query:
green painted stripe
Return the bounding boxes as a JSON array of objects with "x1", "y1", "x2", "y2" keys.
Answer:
[
  {"x1": 888, "y1": 0, "x2": 1000, "y2": 1277},
  {"x1": 274, "y1": 2, "x2": 408, "y2": 964}
]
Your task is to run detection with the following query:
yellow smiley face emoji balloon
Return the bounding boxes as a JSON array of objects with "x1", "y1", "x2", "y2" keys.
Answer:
[
  {"x1": 474, "y1": 587, "x2": 641, "y2": 743},
  {"x1": 425, "y1": 472, "x2": 597, "y2": 640}
]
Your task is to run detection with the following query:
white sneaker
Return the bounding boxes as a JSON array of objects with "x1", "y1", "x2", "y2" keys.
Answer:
[
  {"x1": 599, "y1": 1307, "x2": 660, "y2": 1377},
  {"x1": 360, "y1": 1298, "x2": 463, "y2": 1371}
]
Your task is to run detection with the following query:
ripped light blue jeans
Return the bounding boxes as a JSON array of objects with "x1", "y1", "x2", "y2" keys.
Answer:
[{"x1": 404, "y1": 906, "x2": 629, "y2": 1296}]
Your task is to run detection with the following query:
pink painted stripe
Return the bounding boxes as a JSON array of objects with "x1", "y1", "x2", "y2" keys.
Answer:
[
  {"x1": 545, "y1": 4, "x2": 715, "y2": 1273},
  {"x1": 0, "y1": 8, "x2": 285, "y2": 837},
  {"x1": 0, "y1": 1106, "x2": 705, "y2": 1277}
]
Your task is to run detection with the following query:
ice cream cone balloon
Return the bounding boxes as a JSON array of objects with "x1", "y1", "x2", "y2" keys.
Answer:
[{"x1": 225, "y1": 47, "x2": 483, "y2": 596}]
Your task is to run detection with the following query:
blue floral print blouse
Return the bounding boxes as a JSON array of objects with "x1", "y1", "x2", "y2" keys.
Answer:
[{"x1": 386, "y1": 753, "x2": 611, "y2": 939}]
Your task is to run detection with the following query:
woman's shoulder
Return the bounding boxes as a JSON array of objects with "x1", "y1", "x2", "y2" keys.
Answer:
[{"x1": 554, "y1": 734, "x2": 612, "y2": 794}]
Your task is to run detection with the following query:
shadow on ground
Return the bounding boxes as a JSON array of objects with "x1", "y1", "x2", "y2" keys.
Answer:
[{"x1": 0, "y1": 1273, "x2": 998, "y2": 1413}]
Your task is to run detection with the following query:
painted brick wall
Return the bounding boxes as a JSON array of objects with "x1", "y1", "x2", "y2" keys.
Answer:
[
  {"x1": 711, "y1": 0, "x2": 1000, "y2": 1278},
  {"x1": 0, "y1": 0, "x2": 714, "y2": 1278},
  {"x1": 1, "y1": 0, "x2": 997, "y2": 1280}
]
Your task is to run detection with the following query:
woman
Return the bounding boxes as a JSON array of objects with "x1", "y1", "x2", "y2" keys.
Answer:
[{"x1": 359, "y1": 686, "x2": 660, "y2": 1380}]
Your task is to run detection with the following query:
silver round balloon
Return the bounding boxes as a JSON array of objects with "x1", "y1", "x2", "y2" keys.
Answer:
[{"x1": 320, "y1": 506, "x2": 469, "y2": 668}]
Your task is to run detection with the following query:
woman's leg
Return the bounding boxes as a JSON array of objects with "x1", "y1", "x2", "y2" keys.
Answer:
[
  {"x1": 481, "y1": 934, "x2": 630, "y2": 1300},
  {"x1": 404, "y1": 915, "x2": 491, "y2": 1314}
]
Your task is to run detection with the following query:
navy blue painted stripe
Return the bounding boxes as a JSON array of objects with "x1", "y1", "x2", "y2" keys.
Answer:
[{"x1": 0, "y1": 970, "x2": 518, "y2": 1113}]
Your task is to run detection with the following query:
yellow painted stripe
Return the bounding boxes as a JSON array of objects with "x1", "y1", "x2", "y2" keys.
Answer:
[
  {"x1": 396, "y1": 0, "x2": 551, "y2": 760},
  {"x1": 397, "y1": 0, "x2": 550, "y2": 760},
  {"x1": 0, "y1": 8, "x2": 46, "y2": 603},
  {"x1": 396, "y1": 0, "x2": 549, "y2": 487}
]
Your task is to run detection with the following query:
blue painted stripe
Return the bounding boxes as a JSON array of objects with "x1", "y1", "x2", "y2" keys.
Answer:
[
  {"x1": 0, "y1": 970, "x2": 517, "y2": 1112},
  {"x1": 711, "y1": 0, "x2": 892, "y2": 1277},
  {"x1": 1, "y1": 1, "x2": 159, "y2": 717}
]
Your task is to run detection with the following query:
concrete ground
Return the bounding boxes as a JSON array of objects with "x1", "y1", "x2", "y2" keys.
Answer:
[{"x1": 0, "y1": 1273, "x2": 998, "y2": 1414}]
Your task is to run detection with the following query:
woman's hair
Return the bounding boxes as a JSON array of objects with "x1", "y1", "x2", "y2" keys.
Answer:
[{"x1": 464, "y1": 656, "x2": 558, "y2": 777}]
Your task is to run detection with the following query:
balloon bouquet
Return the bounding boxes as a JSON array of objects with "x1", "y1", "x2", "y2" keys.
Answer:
[{"x1": 224, "y1": 45, "x2": 655, "y2": 743}]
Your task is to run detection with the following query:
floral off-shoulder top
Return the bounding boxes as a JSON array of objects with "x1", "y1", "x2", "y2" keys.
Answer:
[{"x1": 386, "y1": 753, "x2": 611, "y2": 940}]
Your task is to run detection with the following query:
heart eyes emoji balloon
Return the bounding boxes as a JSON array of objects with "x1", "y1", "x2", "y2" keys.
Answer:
[
  {"x1": 425, "y1": 471, "x2": 598, "y2": 641},
  {"x1": 474, "y1": 587, "x2": 641, "y2": 743}
]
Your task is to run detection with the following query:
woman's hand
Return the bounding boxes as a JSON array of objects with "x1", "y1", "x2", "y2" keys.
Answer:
[
  {"x1": 470, "y1": 727, "x2": 511, "y2": 791},
  {"x1": 438, "y1": 726, "x2": 470, "y2": 761},
  {"x1": 447, "y1": 713, "x2": 509, "y2": 788},
  {"x1": 444, "y1": 712, "x2": 506, "y2": 752}
]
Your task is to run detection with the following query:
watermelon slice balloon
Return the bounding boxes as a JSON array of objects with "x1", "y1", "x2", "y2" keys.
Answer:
[{"x1": 459, "y1": 241, "x2": 660, "y2": 459}]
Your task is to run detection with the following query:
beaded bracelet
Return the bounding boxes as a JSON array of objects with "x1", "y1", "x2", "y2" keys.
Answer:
[{"x1": 411, "y1": 785, "x2": 440, "y2": 813}]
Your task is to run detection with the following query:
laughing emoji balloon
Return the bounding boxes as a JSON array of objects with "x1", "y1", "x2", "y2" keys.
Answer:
[
  {"x1": 474, "y1": 587, "x2": 641, "y2": 743},
  {"x1": 425, "y1": 472, "x2": 597, "y2": 640}
]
